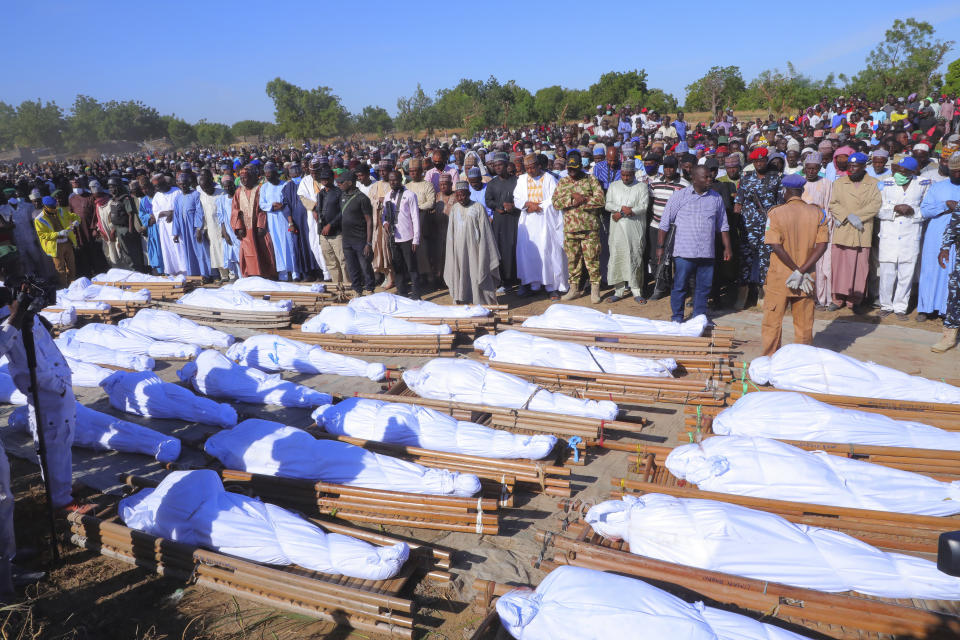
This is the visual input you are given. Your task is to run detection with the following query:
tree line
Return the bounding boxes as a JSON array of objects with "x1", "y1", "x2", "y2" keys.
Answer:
[{"x1": 1, "y1": 18, "x2": 956, "y2": 155}]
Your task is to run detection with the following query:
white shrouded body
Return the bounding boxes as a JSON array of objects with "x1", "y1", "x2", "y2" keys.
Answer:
[
  {"x1": 586, "y1": 493, "x2": 960, "y2": 598},
  {"x1": 204, "y1": 418, "x2": 481, "y2": 497},
  {"x1": 313, "y1": 398, "x2": 556, "y2": 460},
  {"x1": 749, "y1": 344, "x2": 960, "y2": 404},
  {"x1": 100, "y1": 370, "x2": 237, "y2": 428},
  {"x1": 714, "y1": 391, "x2": 960, "y2": 449},
  {"x1": 55, "y1": 332, "x2": 154, "y2": 371},
  {"x1": 94, "y1": 268, "x2": 185, "y2": 283},
  {"x1": 58, "y1": 276, "x2": 150, "y2": 303},
  {"x1": 226, "y1": 334, "x2": 385, "y2": 381},
  {"x1": 64, "y1": 357, "x2": 112, "y2": 387},
  {"x1": 665, "y1": 435, "x2": 960, "y2": 516},
  {"x1": 119, "y1": 309, "x2": 234, "y2": 348},
  {"x1": 68, "y1": 324, "x2": 200, "y2": 359},
  {"x1": 474, "y1": 330, "x2": 676, "y2": 377},
  {"x1": 40, "y1": 307, "x2": 76, "y2": 327},
  {"x1": 178, "y1": 350, "x2": 331, "y2": 408},
  {"x1": 120, "y1": 470, "x2": 407, "y2": 580},
  {"x1": 402, "y1": 358, "x2": 618, "y2": 420},
  {"x1": 223, "y1": 276, "x2": 323, "y2": 293},
  {"x1": 177, "y1": 288, "x2": 292, "y2": 312},
  {"x1": 9, "y1": 402, "x2": 180, "y2": 462},
  {"x1": 302, "y1": 306, "x2": 451, "y2": 335},
  {"x1": 521, "y1": 304, "x2": 708, "y2": 337},
  {"x1": 496, "y1": 566, "x2": 807, "y2": 640},
  {"x1": 348, "y1": 292, "x2": 489, "y2": 318}
]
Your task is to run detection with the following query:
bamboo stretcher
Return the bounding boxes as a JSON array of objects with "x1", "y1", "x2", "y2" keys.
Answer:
[
  {"x1": 264, "y1": 329, "x2": 457, "y2": 356},
  {"x1": 729, "y1": 386, "x2": 960, "y2": 430},
  {"x1": 44, "y1": 306, "x2": 127, "y2": 325},
  {"x1": 470, "y1": 357, "x2": 728, "y2": 406},
  {"x1": 377, "y1": 383, "x2": 646, "y2": 443},
  {"x1": 67, "y1": 506, "x2": 450, "y2": 639},
  {"x1": 210, "y1": 469, "x2": 500, "y2": 535},
  {"x1": 291, "y1": 311, "x2": 497, "y2": 334},
  {"x1": 310, "y1": 430, "x2": 572, "y2": 501},
  {"x1": 609, "y1": 450, "x2": 960, "y2": 554},
  {"x1": 501, "y1": 317, "x2": 736, "y2": 348},
  {"x1": 678, "y1": 407, "x2": 960, "y2": 480},
  {"x1": 532, "y1": 522, "x2": 960, "y2": 640},
  {"x1": 92, "y1": 278, "x2": 194, "y2": 301},
  {"x1": 153, "y1": 300, "x2": 292, "y2": 329}
]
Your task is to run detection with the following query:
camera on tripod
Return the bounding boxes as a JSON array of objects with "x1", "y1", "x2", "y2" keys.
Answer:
[{"x1": 0, "y1": 275, "x2": 58, "y2": 315}]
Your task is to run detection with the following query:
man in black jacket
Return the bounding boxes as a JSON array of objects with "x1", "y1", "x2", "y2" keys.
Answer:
[{"x1": 315, "y1": 166, "x2": 345, "y2": 288}]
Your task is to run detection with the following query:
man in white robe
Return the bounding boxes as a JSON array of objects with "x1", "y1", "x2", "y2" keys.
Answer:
[
  {"x1": 444, "y1": 181, "x2": 500, "y2": 304},
  {"x1": 150, "y1": 174, "x2": 185, "y2": 276},
  {"x1": 512, "y1": 153, "x2": 567, "y2": 297},
  {"x1": 197, "y1": 169, "x2": 228, "y2": 280}
]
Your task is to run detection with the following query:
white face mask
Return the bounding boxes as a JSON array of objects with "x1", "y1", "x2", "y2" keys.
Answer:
[{"x1": 72, "y1": 188, "x2": 83, "y2": 195}]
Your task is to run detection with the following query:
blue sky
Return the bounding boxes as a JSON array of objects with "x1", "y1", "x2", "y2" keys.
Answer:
[{"x1": 9, "y1": 0, "x2": 960, "y2": 124}]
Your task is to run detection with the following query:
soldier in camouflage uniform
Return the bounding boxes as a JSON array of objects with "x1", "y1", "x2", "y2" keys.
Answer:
[
  {"x1": 552, "y1": 150, "x2": 607, "y2": 303},
  {"x1": 933, "y1": 205, "x2": 960, "y2": 352},
  {"x1": 733, "y1": 147, "x2": 782, "y2": 309}
]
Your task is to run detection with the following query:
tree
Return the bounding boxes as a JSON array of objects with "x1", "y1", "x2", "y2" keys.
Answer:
[
  {"x1": 739, "y1": 63, "x2": 831, "y2": 114},
  {"x1": 849, "y1": 19, "x2": 954, "y2": 99},
  {"x1": 643, "y1": 89, "x2": 679, "y2": 115},
  {"x1": 353, "y1": 106, "x2": 393, "y2": 134},
  {"x1": 0, "y1": 102, "x2": 15, "y2": 150},
  {"x1": 100, "y1": 100, "x2": 164, "y2": 141},
  {"x1": 165, "y1": 116, "x2": 197, "y2": 148},
  {"x1": 395, "y1": 83, "x2": 435, "y2": 132},
  {"x1": 533, "y1": 86, "x2": 566, "y2": 122},
  {"x1": 589, "y1": 70, "x2": 648, "y2": 107},
  {"x1": 63, "y1": 94, "x2": 104, "y2": 151},
  {"x1": 231, "y1": 120, "x2": 270, "y2": 138},
  {"x1": 195, "y1": 120, "x2": 234, "y2": 146},
  {"x1": 944, "y1": 57, "x2": 960, "y2": 96},
  {"x1": 15, "y1": 99, "x2": 64, "y2": 149},
  {"x1": 265, "y1": 78, "x2": 350, "y2": 139},
  {"x1": 684, "y1": 66, "x2": 745, "y2": 113}
]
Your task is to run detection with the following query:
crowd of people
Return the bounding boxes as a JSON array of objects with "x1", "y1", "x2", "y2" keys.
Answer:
[{"x1": 1, "y1": 91, "x2": 959, "y2": 352}]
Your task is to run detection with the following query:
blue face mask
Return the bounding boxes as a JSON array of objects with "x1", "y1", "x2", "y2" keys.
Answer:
[
  {"x1": 7, "y1": 198, "x2": 17, "y2": 206},
  {"x1": 645, "y1": 165, "x2": 658, "y2": 176}
]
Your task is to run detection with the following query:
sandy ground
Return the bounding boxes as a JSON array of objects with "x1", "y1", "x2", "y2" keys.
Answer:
[{"x1": 0, "y1": 286, "x2": 954, "y2": 640}]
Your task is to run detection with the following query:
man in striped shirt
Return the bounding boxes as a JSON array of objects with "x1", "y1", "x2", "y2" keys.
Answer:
[{"x1": 646, "y1": 155, "x2": 689, "y2": 298}]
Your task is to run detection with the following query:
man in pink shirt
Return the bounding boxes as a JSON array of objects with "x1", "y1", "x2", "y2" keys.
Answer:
[
  {"x1": 381, "y1": 170, "x2": 421, "y2": 299},
  {"x1": 424, "y1": 149, "x2": 459, "y2": 192}
]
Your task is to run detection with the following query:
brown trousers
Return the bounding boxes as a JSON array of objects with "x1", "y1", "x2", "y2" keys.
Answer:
[
  {"x1": 761, "y1": 290, "x2": 815, "y2": 356},
  {"x1": 52, "y1": 241, "x2": 76, "y2": 287}
]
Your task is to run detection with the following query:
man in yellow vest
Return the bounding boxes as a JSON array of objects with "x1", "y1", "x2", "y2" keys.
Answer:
[{"x1": 33, "y1": 195, "x2": 80, "y2": 286}]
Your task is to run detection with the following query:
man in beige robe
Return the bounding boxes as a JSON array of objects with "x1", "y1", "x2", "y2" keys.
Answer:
[{"x1": 444, "y1": 181, "x2": 500, "y2": 304}]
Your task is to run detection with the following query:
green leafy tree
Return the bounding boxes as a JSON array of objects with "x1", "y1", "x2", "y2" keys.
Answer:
[
  {"x1": 100, "y1": 100, "x2": 164, "y2": 141},
  {"x1": 265, "y1": 78, "x2": 350, "y2": 139},
  {"x1": 684, "y1": 66, "x2": 745, "y2": 113},
  {"x1": 643, "y1": 89, "x2": 679, "y2": 115},
  {"x1": 15, "y1": 99, "x2": 64, "y2": 149},
  {"x1": 63, "y1": 94, "x2": 104, "y2": 151},
  {"x1": 395, "y1": 83, "x2": 435, "y2": 132},
  {"x1": 353, "y1": 106, "x2": 393, "y2": 134},
  {"x1": 739, "y1": 63, "x2": 833, "y2": 114},
  {"x1": 533, "y1": 86, "x2": 566, "y2": 122},
  {"x1": 195, "y1": 120, "x2": 234, "y2": 146},
  {"x1": 231, "y1": 120, "x2": 270, "y2": 138},
  {"x1": 165, "y1": 116, "x2": 197, "y2": 148},
  {"x1": 0, "y1": 102, "x2": 16, "y2": 150},
  {"x1": 848, "y1": 19, "x2": 954, "y2": 99},
  {"x1": 943, "y1": 57, "x2": 960, "y2": 95},
  {"x1": 589, "y1": 70, "x2": 648, "y2": 107}
]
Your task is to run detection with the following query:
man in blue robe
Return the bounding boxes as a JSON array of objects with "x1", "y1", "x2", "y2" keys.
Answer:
[
  {"x1": 173, "y1": 173, "x2": 211, "y2": 277},
  {"x1": 917, "y1": 155, "x2": 960, "y2": 321},
  {"x1": 258, "y1": 162, "x2": 299, "y2": 281},
  {"x1": 216, "y1": 173, "x2": 240, "y2": 279},
  {"x1": 284, "y1": 163, "x2": 315, "y2": 279},
  {"x1": 137, "y1": 175, "x2": 164, "y2": 274}
]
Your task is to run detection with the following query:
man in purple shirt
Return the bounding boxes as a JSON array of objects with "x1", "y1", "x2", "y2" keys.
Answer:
[
  {"x1": 382, "y1": 170, "x2": 422, "y2": 299},
  {"x1": 424, "y1": 149, "x2": 459, "y2": 192},
  {"x1": 657, "y1": 166, "x2": 732, "y2": 323}
]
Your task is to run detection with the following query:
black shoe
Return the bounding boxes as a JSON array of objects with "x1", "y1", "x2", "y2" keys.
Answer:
[
  {"x1": 916, "y1": 312, "x2": 928, "y2": 322},
  {"x1": 825, "y1": 303, "x2": 841, "y2": 311}
]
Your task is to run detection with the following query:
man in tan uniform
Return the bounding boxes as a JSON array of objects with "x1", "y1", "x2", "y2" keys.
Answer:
[{"x1": 761, "y1": 174, "x2": 829, "y2": 356}]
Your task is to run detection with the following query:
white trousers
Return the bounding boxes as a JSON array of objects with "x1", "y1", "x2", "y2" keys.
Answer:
[
  {"x1": 27, "y1": 391, "x2": 75, "y2": 508},
  {"x1": 878, "y1": 259, "x2": 917, "y2": 313},
  {"x1": 0, "y1": 442, "x2": 14, "y2": 600}
]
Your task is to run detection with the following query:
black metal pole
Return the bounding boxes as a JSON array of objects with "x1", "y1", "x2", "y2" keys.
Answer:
[{"x1": 20, "y1": 309, "x2": 61, "y2": 563}]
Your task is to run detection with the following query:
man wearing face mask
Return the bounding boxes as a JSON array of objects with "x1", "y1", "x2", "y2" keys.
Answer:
[
  {"x1": 231, "y1": 165, "x2": 276, "y2": 278},
  {"x1": 828, "y1": 152, "x2": 881, "y2": 312},
  {"x1": 876, "y1": 157, "x2": 929, "y2": 318},
  {"x1": 215, "y1": 173, "x2": 240, "y2": 279},
  {"x1": 919, "y1": 152, "x2": 960, "y2": 328},
  {"x1": 67, "y1": 177, "x2": 99, "y2": 276}
]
